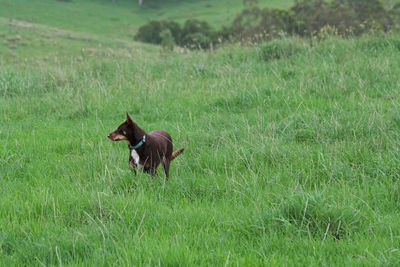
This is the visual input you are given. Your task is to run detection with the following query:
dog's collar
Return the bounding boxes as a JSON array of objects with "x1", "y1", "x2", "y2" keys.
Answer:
[{"x1": 128, "y1": 135, "x2": 146, "y2": 150}]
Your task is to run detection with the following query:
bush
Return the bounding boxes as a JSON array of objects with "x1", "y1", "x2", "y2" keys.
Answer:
[
  {"x1": 134, "y1": 19, "x2": 217, "y2": 50},
  {"x1": 133, "y1": 0, "x2": 399, "y2": 48},
  {"x1": 180, "y1": 19, "x2": 217, "y2": 49},
  {"x1": 335, "y1": 0, "x2": 388, "y2": 24},
  {"x1": 182, "y1": 32, "x2": 213, "y2": 49},
  {"x1": 134, "y1": 20, "x2": 182, "y2": 45},
  {"x1": 218, "y1": 25, "x2": 234, "y2": 42},
  {"x1": 290, "y1": 0, "x2": 333, "y2": 36},
  {"x1": 260, "y1": 8, "x2": 299, "y2": 36},
  {"x1": 230, "y1": 7, "x2": 300, "y2": 42},
  {"x1": 228, "y1": 0, "x2": 395, "y2": 41},
  {"x1": 230, "y1": 7, "x2": 263, "y2": 41},
  {"x1": 292, "y1": 0, "x2": 393, "y2": 35}
]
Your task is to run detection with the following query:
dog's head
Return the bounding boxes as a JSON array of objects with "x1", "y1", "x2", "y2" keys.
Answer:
[{"x1": 107, "y1": 112, "x2": 135, "y2": 142}]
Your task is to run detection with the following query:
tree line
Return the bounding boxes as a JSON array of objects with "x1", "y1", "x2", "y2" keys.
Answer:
[{"x1": 134, "y1": 0, "x2": 400, "y2": 50}]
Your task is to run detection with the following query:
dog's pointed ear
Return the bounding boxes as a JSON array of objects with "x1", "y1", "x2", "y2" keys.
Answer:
[{"x1": 126, "y1": 111, "x2": 133, "y2": 124}]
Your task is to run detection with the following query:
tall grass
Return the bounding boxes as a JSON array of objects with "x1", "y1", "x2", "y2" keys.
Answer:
[{"x1": 1, "y1": 34, "x2": 400, "y2": 265}]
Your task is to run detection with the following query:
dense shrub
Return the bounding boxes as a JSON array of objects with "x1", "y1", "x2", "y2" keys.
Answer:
[
  {"x1": 335, "y1": 0, "x2": 389, "y2": 25},
  {"x1": 230, "y1": 7, "x2": 263, "y2": 41},
  {"x1": 391, "y1": 3, "x2": 400, "y2": 31},
  {"x1": 218, "y1": 25, "x2": 234, "y2": 42},
  {"x1": 135, "y1": 19, "x2": 216, "y2": 49},
  {"x1": 134, "y1": 20, "x2": 181, "y2": 45},
  {"x1": 291, "y1": 0, "x2": 392, "y2": 35},
  {"x1": 180, "y1": 19, "x2": 217, "y2": 49},
  {"x1": 291, "y1": 0, "x2": 331, "y2": 35},
  {"x1": 182, "y1": 32, "x2": 213, "y2": 49},
  {"x1": 134, "y1": 0, "x2": 399, "y2": 48},
  {"x1": 260, "y1": 8, "x2": 299, "y2": 35},
  {"x1": 229, "y1": 0, "x2": 396, "y2": 40},
  {"x1": 230, "y1": 7, "x2": 299, "y2": 41}
]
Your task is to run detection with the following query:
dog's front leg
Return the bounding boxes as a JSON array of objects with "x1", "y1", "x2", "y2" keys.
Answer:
[{"x1": 129, "y1": 160, "x2": 137, "y2": 176}]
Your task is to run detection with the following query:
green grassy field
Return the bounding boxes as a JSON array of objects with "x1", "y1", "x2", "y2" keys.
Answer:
[
  {"x1": 1, "y1": 0, "x2": 400, "y2": 266},
  {"x1": 0, "y1": 0, "x2": 293, "y2": 39}
]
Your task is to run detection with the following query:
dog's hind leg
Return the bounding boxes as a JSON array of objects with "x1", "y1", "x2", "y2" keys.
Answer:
[
  {"x1": 150, "y1": 168, "x2": 157, "y2": 177},
  {"x1": 144, "y1": 166, "x2": 157, "y2": 177}
]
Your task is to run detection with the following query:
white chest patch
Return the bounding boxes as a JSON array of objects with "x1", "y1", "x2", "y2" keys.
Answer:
[{"x1": 131, "y1": 149, "x2": 141, "y2": 167}]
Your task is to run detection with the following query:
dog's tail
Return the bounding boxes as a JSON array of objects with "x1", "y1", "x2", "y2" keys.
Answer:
[{"x1": 171, "y1": 147, "x2": 185, "y2": 161}]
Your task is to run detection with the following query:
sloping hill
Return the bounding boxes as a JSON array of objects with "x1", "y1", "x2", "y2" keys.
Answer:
[
  {"x1": 0, "y1": 0, "x2": 293, "y2": 39},
  {"x1": 0, "y1": 16, "x2": 158, "y2": 61}
]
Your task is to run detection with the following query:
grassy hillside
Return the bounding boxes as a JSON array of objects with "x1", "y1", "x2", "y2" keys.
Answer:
[
  {"x1": 1, "y1": 0, "x2": 400, "y2": 266},
  {"x1": 0, "y1": 0, "x2": 293, "y2": 39},
  {"x1": 0, "y1": 16, "x2": 158, "y2": 62}
]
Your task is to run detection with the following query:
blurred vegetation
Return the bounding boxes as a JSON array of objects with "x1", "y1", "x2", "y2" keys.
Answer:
[
  {"x1": 135, "y1": 0, "x2": 399, "y2": 49},
  {"x1": 160, "y1": 28, "x2": 175, "y2": 52},
  {"x1": 135, "y1": 19, "x2": 217, "y2": 49}
]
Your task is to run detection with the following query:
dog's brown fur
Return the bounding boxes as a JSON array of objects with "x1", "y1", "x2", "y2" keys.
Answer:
[{"x1": 107, "y1": 112, "x2": 184, "y2": 180}]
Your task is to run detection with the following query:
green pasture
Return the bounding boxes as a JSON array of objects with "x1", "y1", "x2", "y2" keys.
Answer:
[
  {"x1": 0, "y1": 0, "x2": 293, "y2": 38},
  {"x1": 1, "y1": 0, "x2": 400, "y2": 265}
]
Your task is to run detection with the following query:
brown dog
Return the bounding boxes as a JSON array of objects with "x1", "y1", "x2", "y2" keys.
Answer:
[{"x1": 107, "y1": 112, "x2": 184, "y2": 180}]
